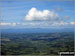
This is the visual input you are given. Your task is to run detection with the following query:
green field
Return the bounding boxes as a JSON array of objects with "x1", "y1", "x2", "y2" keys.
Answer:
[{"x1": 1, "y1": 32, "x2": 74, "y2": 55}]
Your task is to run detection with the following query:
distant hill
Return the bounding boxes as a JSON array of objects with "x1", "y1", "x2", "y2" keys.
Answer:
[{"x1": 1, "y1": 27, "x2": 74, "y2": 33}]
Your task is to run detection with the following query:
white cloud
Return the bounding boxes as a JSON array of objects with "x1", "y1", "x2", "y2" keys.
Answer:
[
  {"x1": 0, "y1": 21, "x2": 74, "y2": 28},
  {"x1": 62, "y1": 16, "x2": 69, "y2": 20},
  {"x1": 21, "y1": 21, "x2": 75, "y2": 28},
  {"x1": 70, "y1": 22, "x2": 75, "y2": 25},
  {"x1": 0, "y1": 23, "x2": 11, "y2": 26},
  {"x1": 0, "y1": 22, "x2": 17, "y2": 26},
  {"x1": 24, "y1": 8, "x2": 58, "y2": 21},
  {"x1": 12, "y1": 23, "x2": 17, "y2": 26},
  {"x1": 52, "y1": 21, "x2": 69, "y2": 26}
]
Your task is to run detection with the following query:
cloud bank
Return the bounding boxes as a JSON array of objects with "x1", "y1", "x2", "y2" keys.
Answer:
[
  {"x1": 0, "y1": 22, "x2": 75, "y2": 28},
  {"x1": 24, "y1": 8, "x2": 58, "y2": 21},
  {"x1": 0, "y1": 22, "x2": 17, "y2": 26}
]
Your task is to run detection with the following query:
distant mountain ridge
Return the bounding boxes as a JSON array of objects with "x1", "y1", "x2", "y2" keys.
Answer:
[{"x1": 1, "y1": 28, "x2": 74, "y2": 33}]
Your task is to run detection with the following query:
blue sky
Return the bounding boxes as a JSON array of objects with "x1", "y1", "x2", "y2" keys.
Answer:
[{"x1": 0, "y1": 0, "x2": 74, "y2": 29}]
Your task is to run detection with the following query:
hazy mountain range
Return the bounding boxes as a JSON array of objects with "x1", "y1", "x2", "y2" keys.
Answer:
[{"x1": 1, "y1": 27, "x2": 74, "y2": 33}]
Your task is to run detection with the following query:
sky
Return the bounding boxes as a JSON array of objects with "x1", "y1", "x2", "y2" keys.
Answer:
[{"x1": 0, "y1": 0, "x2": 75, "y2": 29}]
